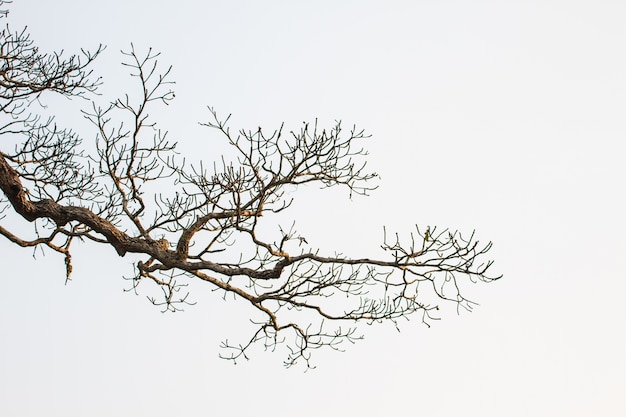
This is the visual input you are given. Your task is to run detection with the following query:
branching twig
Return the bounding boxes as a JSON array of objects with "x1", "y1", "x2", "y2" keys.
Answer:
[{"x1": 0, "y1": 8, "x2": 501, "y2": 368}]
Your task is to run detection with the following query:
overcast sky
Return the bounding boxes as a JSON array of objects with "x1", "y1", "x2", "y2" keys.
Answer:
[{"x1": 1, "y1": 1, "x2": 625, "y2": 416}]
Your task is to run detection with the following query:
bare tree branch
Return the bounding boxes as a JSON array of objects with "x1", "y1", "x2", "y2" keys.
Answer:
[{"x1": 0, "y1": 4, "x2": 501, "y2": 368}]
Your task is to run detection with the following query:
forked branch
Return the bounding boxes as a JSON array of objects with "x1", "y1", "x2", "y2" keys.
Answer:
[{"x1": 0, "y1": 11, "x2": 501, "y2": 368}]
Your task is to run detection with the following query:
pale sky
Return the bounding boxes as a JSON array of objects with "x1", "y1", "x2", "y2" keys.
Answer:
[{"x1": 1, "y1": 1, "x2": 625, "y2": 416}]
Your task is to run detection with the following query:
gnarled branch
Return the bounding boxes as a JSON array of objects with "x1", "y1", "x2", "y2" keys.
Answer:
[{"x1": 0, "y1": 7, "x2": 501, "y2": 368}]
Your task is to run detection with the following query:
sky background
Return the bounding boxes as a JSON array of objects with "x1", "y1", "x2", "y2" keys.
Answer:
[{"x1": 1, "y1": 1, "x2": 625, "y2": 416}]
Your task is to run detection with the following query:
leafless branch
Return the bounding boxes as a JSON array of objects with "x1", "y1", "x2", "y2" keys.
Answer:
[{"x1": 0, "y1": 7, "x2": 501, "y2": 367}]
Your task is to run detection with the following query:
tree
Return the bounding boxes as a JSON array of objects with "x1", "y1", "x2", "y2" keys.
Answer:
[{"x1": 0, "y1": 3, "x2": 500, "y2": 367}]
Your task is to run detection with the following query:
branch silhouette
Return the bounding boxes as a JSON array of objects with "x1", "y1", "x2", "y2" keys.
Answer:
[{"x1": 0, "y1": 3, "x2": 500, "y2": 367}]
